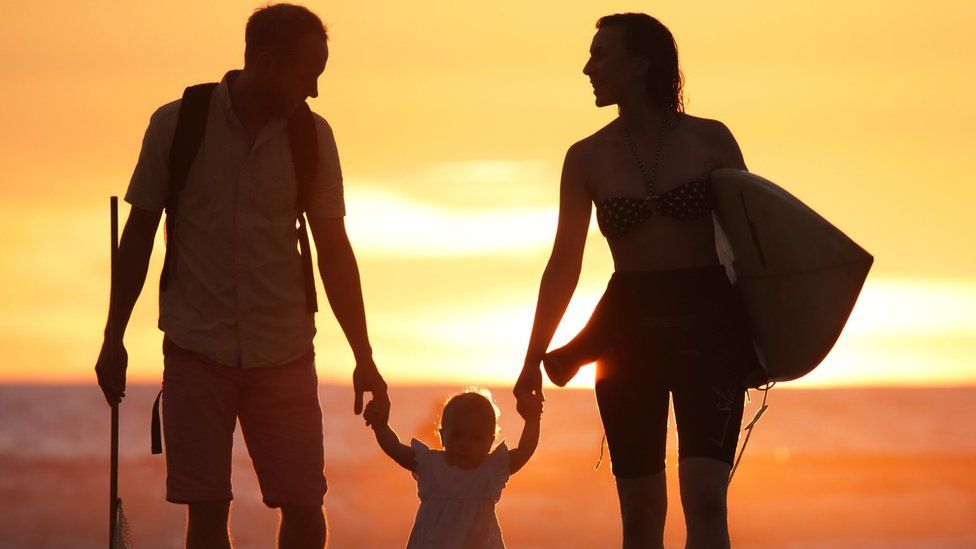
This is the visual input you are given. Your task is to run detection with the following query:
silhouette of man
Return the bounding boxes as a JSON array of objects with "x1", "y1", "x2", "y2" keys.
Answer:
[{"x1": 94, "y1": 4, "x2": 385, "y2": 547}]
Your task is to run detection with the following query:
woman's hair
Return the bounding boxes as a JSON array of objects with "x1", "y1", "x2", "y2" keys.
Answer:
[
  {"x1": 440, "y1": 387, "x2": 501, "y2": 438},
  {"x1": 245, "y1": 3, "x2": 328, "y2": 64},
  {"x1": 596, "y1": 13, "x2": 685, "y2": 113}
]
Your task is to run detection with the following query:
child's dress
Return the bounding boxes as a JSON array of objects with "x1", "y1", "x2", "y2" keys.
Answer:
[{"x1": 407, "y1": 438, "x2": 511, "y2": 549}]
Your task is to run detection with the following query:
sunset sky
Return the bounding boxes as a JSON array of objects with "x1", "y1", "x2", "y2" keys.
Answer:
[{"x1": 1, "y1": 1, "x2": 973, "y2": 388}]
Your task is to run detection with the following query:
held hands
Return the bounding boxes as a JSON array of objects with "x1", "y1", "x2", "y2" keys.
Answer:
[
  {"x1": 94, "y1": 335, "x2": 128, "y2": 406},
  {"x1": 362, "y1": 393, "x2": 390, "y2": 429},
  {"x1": 514, "y1": 357, "x2": 545, "y2": 420},
  {"x1": 518, "y1": 391, "x2": 544, "y2": 422},
  {"x1": 352, "y1": 355, "x2": 387, "y2": 416}
]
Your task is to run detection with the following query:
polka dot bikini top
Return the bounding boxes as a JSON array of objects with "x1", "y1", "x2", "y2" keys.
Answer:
[
  {"x1": 595, "y1": 180, "x2": 712, "y2": 238},
  {"x1": 594, "y1": 121, "x2": 712, "y2": 238}
]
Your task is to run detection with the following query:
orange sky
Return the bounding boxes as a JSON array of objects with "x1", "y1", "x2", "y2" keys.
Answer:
[{"x1": 0, "y1": 1, "x2": 973, "y2": 387}]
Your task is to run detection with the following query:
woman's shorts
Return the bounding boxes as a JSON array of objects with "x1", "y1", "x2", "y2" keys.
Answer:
[{"x1": 548, "y1": 265, "x2": 766, "y2": 478}]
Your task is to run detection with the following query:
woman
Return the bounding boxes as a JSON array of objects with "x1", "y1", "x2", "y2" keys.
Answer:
[{"x1": 514, "y1": 13, "x2": 764, "y2": 549}]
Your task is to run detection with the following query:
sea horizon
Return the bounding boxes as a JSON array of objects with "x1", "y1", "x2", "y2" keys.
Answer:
[{"x1": 3, "y1": 384, "x2": 975, "y2": 547}]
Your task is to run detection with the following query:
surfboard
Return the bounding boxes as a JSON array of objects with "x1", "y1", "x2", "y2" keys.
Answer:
[{"x1": 710, "y1": 169, "x2": 873, "y2": 382}]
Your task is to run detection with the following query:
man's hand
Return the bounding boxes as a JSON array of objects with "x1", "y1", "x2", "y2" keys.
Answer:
[
  {"x1": 352, "y1": 356, "x2": 387, "y2": 415},
  {"x1": 95, "y1": 336, "x2": 128, "y2": 406},
  {"x1": 363, "y1": 393, "x2": 390, "y2": 429},
  {"x1": 514, "y1": 358, "x2": 544, "y2": 420}
]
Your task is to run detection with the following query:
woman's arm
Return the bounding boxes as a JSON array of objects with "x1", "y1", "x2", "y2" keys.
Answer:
[
  {"x1": 508, "y1": 395, "x2": 543, "y2": 474},
  {"x1": 363, "y1": 397, "x2": 417, "y2": 471},
  {"x1": 514, "y1": 143, "x2": 592, "y2": 402}
]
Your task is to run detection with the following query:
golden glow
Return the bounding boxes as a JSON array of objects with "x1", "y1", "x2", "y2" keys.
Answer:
[{"x1": 1, "y1": 1, "x2": 974, "y2": 387}]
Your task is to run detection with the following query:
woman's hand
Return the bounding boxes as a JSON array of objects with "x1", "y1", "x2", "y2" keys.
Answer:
[
  {"x1": 514, "y1": 358, "x2": 544, "y2": 420},
  {"x1": 518, "y1": 392, "x2": 544, "y2": 422}
]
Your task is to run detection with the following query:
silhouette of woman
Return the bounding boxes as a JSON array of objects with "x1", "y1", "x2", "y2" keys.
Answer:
[{"x1": 515, "y1": 13, "x2": 765, "y2": 549}]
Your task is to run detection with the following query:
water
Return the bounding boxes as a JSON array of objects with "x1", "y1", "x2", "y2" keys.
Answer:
[{"x1": 2, "y1": 385, "x2": 975, "y2": 547}]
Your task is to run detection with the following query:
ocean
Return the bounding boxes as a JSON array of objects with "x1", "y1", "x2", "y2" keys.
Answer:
[{"x1": 1, "y1": 384, "x2": 975, "y2": 548}]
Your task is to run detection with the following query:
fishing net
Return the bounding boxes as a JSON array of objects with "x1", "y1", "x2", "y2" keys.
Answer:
[{"x1": 113, "y1": 498, "x2": 134, "y2": 548}]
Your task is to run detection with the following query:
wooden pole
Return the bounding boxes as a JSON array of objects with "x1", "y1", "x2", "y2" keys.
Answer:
[{"x1": 108, "y1": 196, "x2": 119, "y2": 549}]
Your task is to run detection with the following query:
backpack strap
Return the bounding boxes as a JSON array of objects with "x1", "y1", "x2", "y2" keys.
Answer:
[
  {"x1": 150, "y1": 388, "x2": 163, "y2": 455},
  {"x1": 159, "y1": 83, "x2": 318, "y2": 314},
  {"x1": 287, "y1": 102, "x2": 319, "y2": 313},
  {"x1": 160, "y1": 83, "x2": 218, "y2": 291}
]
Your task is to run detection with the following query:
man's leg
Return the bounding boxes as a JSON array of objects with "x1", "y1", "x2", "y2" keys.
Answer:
[
  {"x1": 187, "y1": 501, "x2": 232, "y2": 549},
  {"x1": 162, "y1": 339, "x2": 241, "y2": 547},
  {"x1": 239, "y1": 351, "x2": 328, "y2": 547},
  {"x1": 278, "y1": 504, "x2": 327, "y2": 549}
]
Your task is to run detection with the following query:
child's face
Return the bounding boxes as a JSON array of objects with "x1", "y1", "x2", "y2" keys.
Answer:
[{"x1": 439, "y1": 411, "x2": 495, "y2": 469}]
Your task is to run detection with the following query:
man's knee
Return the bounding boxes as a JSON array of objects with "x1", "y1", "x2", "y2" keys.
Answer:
[
  {"x1": 281, "y1": 504, "x2": 324, "y2": 519},
  {"x1": 279, "y1": 504, "x2": 327, "y2": 549},
  {"x1": 281, "y1": 504, "x2": 326, "y2": 530},
  {"x1": 188, "y1": 500, "x2": 231, "y2": 523}
]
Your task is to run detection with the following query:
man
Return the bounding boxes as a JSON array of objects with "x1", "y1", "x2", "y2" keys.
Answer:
[{"x1": 94, "y1": 4, "x2": 385, "y2": 548}]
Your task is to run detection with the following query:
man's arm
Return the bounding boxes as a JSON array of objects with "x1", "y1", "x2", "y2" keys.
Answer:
[
  {"x1": 307, "y1": 216, "x2": 386, "y2": 414},
  {"x1": 95, "y1": 205, "x2": 162, "y2": 404}
]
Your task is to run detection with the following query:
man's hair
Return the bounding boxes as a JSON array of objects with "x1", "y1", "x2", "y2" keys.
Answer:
[
  {"x1": 245, "y1": 3, "x2": 327, "y2": 64},
  {"x1": 597, "y1": 13, "x2": 685, "y2": 113}
]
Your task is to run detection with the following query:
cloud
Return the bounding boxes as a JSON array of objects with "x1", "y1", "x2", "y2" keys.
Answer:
[
  {"x1": 844, "y1": 279, "x2": 976, "y2": 336},
  {"x1": 337, "y1": 158, "x2": 594, "y2": 257}
]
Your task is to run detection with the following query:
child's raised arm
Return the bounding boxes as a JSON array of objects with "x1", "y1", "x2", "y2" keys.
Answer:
[
  {"x1": 509, "y1": 394, "x2": 543, "y2": 474},
  {"x1": 364, "y1": 395, "x2": 417, "y2": 471}
]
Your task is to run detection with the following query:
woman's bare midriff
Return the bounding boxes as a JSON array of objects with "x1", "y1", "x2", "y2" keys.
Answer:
[{"x1": 607, "y1": 218, "x2": 721, "y2": 271}]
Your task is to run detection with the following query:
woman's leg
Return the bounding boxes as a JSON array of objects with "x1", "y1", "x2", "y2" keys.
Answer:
[
  {"x1": 616, "y1": 472, "x2": 668, "y2": 548},
  {"x1": 672, "y1": 380, "x2": 744, "y2": 549},
  {"x1": 595, "y1": 340, "x2": 670, "y2": 548},
  {"x1": 678, "y1": 457, "x2": 732, "y2": 549}
]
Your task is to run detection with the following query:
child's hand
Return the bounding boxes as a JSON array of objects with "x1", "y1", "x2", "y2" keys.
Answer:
[
  {"x1": 363, "y1": 394, "x2": 391, "y2": 429},
  {"x1": 519, "y1": 393, "x2": 543, "y2": 421}
]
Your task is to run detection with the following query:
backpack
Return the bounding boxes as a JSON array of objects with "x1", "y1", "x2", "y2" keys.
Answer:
[
  {"x1": 159, "y1": 82, "x2": 319, "y2": 313},
  {"x1": 150, "y1": 83, "x2": 320, "y2": 455}
]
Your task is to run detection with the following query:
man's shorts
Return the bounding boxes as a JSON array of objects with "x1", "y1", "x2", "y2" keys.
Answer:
[{"x1": 161, "y1": 337, "x2": 327, "y2": 508}]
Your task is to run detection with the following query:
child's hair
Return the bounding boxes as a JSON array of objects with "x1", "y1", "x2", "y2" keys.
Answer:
[{"x1": 440, "y1": 386, "x2": 501, "y2": 438}]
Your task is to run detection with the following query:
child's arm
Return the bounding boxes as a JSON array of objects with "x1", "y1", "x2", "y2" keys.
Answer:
[
  {"x1": 363, "y1": 396, "x2": 417, "y2": 471},
  {"x1": 508, "y1": 394, "x2": 543, "y2": 474}
]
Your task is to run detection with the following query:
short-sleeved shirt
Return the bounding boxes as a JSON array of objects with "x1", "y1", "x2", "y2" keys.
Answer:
[{"x1": 125, "y1": 71, "x2": 345, "y2": 369}]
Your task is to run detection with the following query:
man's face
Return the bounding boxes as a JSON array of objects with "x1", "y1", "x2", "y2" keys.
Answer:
[{"x1": 262, "y1": 33, "x2": 328, "y2": 115}]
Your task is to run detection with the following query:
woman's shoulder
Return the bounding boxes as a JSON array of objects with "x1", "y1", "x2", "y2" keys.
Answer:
[
  {"x1": 675, "y1": 113, "x2": 735, "y2": 141},
  {"x1": 565, "y1": 120, "x2": 619, "y2": 162},
  {"x1": 676, "y1": 113, "x2": 745, "y2": 169}
]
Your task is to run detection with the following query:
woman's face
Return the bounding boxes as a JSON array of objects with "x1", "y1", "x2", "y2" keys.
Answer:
[{"x1": 582, "y1": 26, "x2": 647, "y2": 108}]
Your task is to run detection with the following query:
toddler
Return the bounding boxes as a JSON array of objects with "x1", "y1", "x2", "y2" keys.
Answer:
[{"x1": 363, "y1": 387, "x2": 542, "y2": 548}]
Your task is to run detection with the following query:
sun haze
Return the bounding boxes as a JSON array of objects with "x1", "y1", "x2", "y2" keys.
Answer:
[{"x1": 0, "y1": 1, "x2": 973, "y2": 387}]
